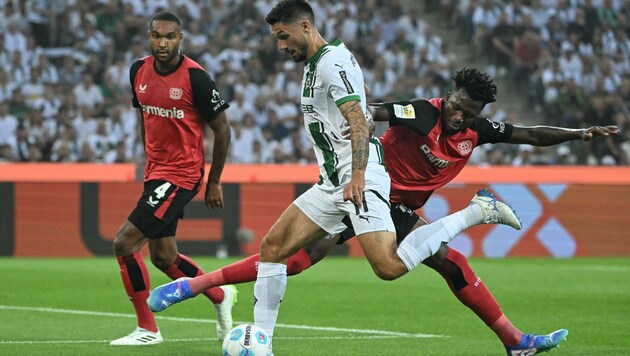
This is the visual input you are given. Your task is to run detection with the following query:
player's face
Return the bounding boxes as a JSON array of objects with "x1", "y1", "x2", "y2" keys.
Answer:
[
  {"x1": 149, "y1": 20, "x2": 183, "y2": 65},
  {"x1": 442, "y1": 88, "x2": 484, "y2": 136},
  {"x1": 271, "y1": 22, "x2": 309, "y2": 62}
]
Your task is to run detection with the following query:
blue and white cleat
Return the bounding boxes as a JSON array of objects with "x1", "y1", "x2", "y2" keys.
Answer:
[
  {"x1": 506, "y1": 329, "x2": 569, "y2": 355},
  {"x1": 470, "y1": 189, "x2": 523, "y2": 230},
  {"x1": 147, "y1": 277, "x2": 193, "y2": 312}
]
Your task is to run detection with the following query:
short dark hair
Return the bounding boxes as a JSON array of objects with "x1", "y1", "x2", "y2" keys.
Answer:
[
  {"x1": 265, "y1": 0, "x2": 315, "y2": 26},
  {"x1": 452, "y1": 68, "x2": 497, "y2": 105},
  {"x1": 149, "y1": 11, "x2": 181, "y2": 29}
]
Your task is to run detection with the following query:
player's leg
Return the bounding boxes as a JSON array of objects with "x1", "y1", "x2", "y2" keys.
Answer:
[
  {"x1": 355, "y1": 188, "x2": 523, "y2": 280},
  {"x1": 111, "y1": 214, "x2": 161, "y2": 345},
  {"x1": 146, "y1": 238, "x2": 330, "y2": 313},
  {"x1": 423, "y1": 245, "x2": 522, "y2": 343},
  {"x1": 254, "y1": 184, "x2": 343, "y2": 341},
  {"x1": 254, "y1": 202, "x2": 329, "y2": 339},
  {"x1": 424, "y1": 244, "x2": 568, "y2": 352},
  {"x1": 141, "y1": 181, "x2": 236, "y2": 340},
  {"x1": 395, "y1": 189, "x2": 522, "y2": 274}
]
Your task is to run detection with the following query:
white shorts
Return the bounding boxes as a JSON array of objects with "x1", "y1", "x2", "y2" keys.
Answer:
[{"x1": 294, "y1": 163, "x2": 395, "y2": 237}]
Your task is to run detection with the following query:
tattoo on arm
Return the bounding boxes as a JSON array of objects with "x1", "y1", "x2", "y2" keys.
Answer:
[{"x1": 339, "y1": 100, "x2": 369, "y2": 174}]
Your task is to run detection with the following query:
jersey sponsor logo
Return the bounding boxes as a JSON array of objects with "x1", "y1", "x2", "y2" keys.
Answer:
[
  {"x1": 169, "y1": 87, "x2": 183, "y2": 100},
  {"x1": 211, "y1": 89, "x2": 225, "y2": 110},
  {"x1": 339, "y1": 71, "x2": 354, "y2": 94},
  {"x1": 393, "y1": 104, "x2": 416, "y2": 119},
  {"x1": 420, "y1": 144, "x2": 451, "y2": 169},
  {"x1": 457, "y1": 140, "x2": 473, "y2": 155},
  {"x1": 486, "y1": 118, "x2": 506, "y2": 133},
  {"x1": 141, "y1": 104, "x2": 185, "y2": 119},
  {"x1": 334, "y1": 63, "x2": 344, "y2": 69},
  {"x1": 139, "y1": 84, "x2": 147, "y2": 93}
]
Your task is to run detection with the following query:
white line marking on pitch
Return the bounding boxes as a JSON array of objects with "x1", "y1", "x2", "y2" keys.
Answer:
[
  {"x1": 0, "y1": 305, "x2": 443, "y2": 341},
  {"x1": 0, "y1": 335, "x2": 412, "y2": 345}
]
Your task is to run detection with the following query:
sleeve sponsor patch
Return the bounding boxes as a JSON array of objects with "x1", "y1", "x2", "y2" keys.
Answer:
[
  {"x1": 393, "y1": 104, "x2": 416, "y2": 119},
  {"x1": 338, "y1": 70, "x2": 354, "y2": 94},
  {"x1": 485, "y1": 118, "x2": 506, "y2": 133}
]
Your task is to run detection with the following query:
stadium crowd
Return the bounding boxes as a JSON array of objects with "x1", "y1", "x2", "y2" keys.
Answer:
[{"x1": 0, "y1": 0, "x2": 627, "y2": 165}]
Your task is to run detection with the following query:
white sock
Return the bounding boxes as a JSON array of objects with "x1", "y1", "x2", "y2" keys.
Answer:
[
  {"x1": 253, "y1": 262, "x2": 287, "y2": 339},
  {"x1": 396, "y1": 204, "x2": 482, "y2": 271}
]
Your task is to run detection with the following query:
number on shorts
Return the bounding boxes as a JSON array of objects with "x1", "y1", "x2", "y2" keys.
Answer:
[{"x1": 153, "y1": 182, "x2": 172, "y2": 199}]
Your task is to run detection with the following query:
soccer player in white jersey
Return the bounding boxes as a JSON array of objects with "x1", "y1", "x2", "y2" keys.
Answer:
[
  {"x1": 147, "y1": 1, "x2": 522, "y2": 352},
  {"x1": 240, "y1": 1, "x2": 521, "y2": 350}
]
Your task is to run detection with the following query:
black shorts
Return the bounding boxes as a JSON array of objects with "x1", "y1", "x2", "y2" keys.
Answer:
[
  {"x1": 338, "y1": 202, "x2": 420, "y2": 245},
  {"x1": 128, "y1": 180, "x2": 198, "y2": 239}
]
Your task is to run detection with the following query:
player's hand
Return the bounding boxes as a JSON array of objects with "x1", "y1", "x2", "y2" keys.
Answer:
[
  {"x1": 205, "y1": 181, "x2": 224, "y2": 209},
  {"x1": 343, "y1": 172, "x2": 365, "y2": 208},
  {"x1": 582, "y1": 125, "x2": 620, "y2": 141}
]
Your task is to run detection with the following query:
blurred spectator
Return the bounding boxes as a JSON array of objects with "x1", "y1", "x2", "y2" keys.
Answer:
[
  {"x1": 0, "y1": 70, "x2": 15, "y2": 102},
  {"x1": 0, "y1": 143, "x2": 15, "y2": 162},
  {"x1": 73, "y1": 73, "x2": 104, "y2": 112},
  {"x1": 0, "y1": 0, "x2": 624, "y2": 166},
  {"x1": 21, "y1": 67, "x2": 46, "y2": 108},
  {"x1": 0, "y1": 101, "x2": 18, "y2": 148}
]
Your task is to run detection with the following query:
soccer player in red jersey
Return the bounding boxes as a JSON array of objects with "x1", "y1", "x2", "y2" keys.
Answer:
[
  {"x1": 109, "y1": 11, "x2": 235, "y2": 346},
  {"x1": 150, "y1": 68, "x2": 618, "y2": 354}
]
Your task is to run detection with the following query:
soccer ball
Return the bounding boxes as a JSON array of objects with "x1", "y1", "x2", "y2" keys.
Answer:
[{"x1": 222, "y1": 324, "x2": 272, "y2": 356}]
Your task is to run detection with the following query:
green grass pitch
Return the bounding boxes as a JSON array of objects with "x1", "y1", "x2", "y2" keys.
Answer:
[{"x1": 1, "y1": 257, "x2": 629, "y2": 355}]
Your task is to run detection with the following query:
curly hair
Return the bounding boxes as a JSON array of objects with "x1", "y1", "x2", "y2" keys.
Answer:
[{"x1": 452, "y1": 68, "x2": 497, "y2": 105}]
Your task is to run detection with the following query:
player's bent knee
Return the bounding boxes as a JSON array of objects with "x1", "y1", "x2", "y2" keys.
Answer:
[
  {"x1": 150, "y1": 253, "x2": 176, "y2": 272},
  {"x1": 371, "y1": 262, "x2": 405, "y2": 281},
  {"x1": 259, "y1": 237, "x2": 287, "y2": 263}
]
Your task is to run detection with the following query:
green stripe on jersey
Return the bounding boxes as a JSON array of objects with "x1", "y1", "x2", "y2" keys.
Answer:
[
  {"x1": 308, "y1": 122, "x2": 340, "y2": 187},
  {"x1": 335, "y1": 95, "x2": 361, "y2": 106},
  {"x1": 370, "y1": 137, "x2": 386, "y2": 168}
]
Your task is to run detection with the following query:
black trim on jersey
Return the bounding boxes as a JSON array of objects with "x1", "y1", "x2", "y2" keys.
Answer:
[
  {"x1": 470, "y1": 117, "x2": 514, "y2": 146},
  {"x1": 383, "y1": 99, "x2": 440, "y2": 136},
  {"x1": 129, "y1": 59, "x2": 146, "y2": 108},
  {"x1": 153, "y1": 54, "x2": 185, "y2": 76},
  {"x1": 191, "y1": 167, "x2": 203, "y2": 192},
  {"x1": 189, "y1": 67, "x2": 229, "y2": 124}
]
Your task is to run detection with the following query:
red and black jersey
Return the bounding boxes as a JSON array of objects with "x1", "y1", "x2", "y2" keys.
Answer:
[
  {"x1": 379, "y1": 98, "x2": 513, "y2": 209},
  {"x1": 130, "y1": 55, "x2": 229, "y2": 191}
]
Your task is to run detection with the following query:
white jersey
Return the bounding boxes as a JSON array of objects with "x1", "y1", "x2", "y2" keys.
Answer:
[{"x1": 300, "y1": 39, "x2": 383, "y2": 190}]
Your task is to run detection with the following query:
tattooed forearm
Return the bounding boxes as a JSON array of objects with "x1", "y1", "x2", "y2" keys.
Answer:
[{"x1": 339, "y1": 100, "x2": 369, "y2": 173}]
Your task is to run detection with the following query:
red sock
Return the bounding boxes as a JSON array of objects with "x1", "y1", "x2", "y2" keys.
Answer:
[
  {"x1": 164, "y1": 253, "x2": 224, "y2": 304},
  {"x1": 437, "y1": 248, "x2": 522, "y2": 346},
  {"x1": 188, "y1": 249, "x2": 313, "y2": 295},
  {"x1": 117, "y1": 253, "x2": 157, "y2": 332}
]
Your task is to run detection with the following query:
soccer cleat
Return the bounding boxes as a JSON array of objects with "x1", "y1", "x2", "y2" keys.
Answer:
[
  {"x1": 110, "y1": 327, "x2": 163, "y2": 346},
  {"x1": 147, "y1": 277, "x2": 193, "y2": 313},
  {"x1": 470, "y1": 189, "x2": 523, "y2": 230},
  {"x1": 505, "y1": 329, "x2": 569, "y2": 355},
  {"x1": 214, "y1": 285, "x2": 238, "y2": 341}
]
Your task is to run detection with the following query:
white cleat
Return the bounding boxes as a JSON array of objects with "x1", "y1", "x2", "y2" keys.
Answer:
[
  {"x1": 110, "y1": 327, "x2": 163, "y2": 346},
  {"x1": 470, "y1": 189, "x2": 523, "y2": 230},
  {"x1": 214, "y1": 285, "x2": 238, "y2": 341}
]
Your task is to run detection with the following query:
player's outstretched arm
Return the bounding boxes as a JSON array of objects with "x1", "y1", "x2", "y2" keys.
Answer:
[
  {"x1": 508, "y1": 124, "x2": 620, "y2": 146},
  {"x1": 205, "y1": 111, "x2": 231, "y2": 209},
  {"x1": 367, "y1": 103, "x2": 389, "y2": 122}
]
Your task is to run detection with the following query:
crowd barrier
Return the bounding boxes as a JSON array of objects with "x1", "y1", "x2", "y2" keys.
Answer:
[{"x1": 0, "y1": 164, "x2": 629, "y2": 258}]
